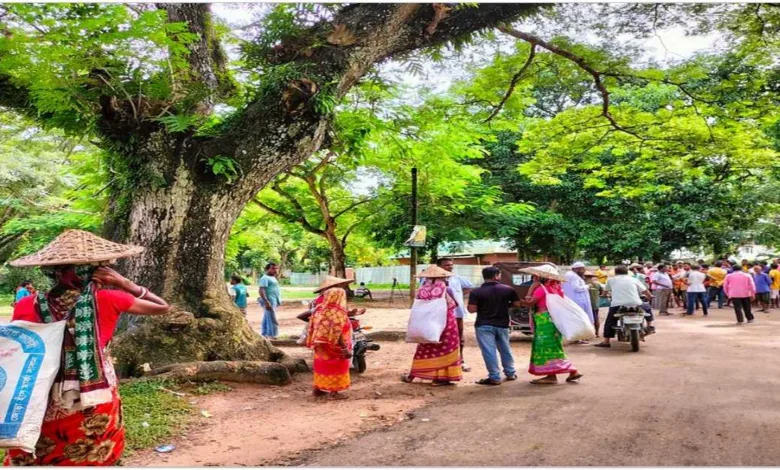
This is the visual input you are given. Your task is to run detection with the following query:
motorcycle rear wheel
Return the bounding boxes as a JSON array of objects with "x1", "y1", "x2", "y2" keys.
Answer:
[
  {"x1": 354, "y1": 353, "x2": 367, "y2": 373},
  {"x1": 630, "y1": 329, "x2": 640, "y2": 352}
]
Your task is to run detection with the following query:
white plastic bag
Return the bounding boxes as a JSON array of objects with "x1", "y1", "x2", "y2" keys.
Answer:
[
  {"x1": 543, "y1": 287, "x2": 596, "y2": 342},
  {"x1": 405, "y1": 290, "x2": 447, "y2": 343},
  {"x1": 0, "y1": 320, "x2": 66, "y2": 453}
]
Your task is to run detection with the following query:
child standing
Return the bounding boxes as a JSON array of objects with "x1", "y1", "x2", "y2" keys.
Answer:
[{"x1": 230, "y1": 274, "x2": 248, "y2": 316}]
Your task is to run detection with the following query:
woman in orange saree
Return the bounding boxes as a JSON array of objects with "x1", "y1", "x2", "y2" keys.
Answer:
[
  {"x1": 401, "y1": 272, "x2": 462, "y2": 386},
  {"x1": 306, "y1": 287, "x2": 352, "y2": 399}
]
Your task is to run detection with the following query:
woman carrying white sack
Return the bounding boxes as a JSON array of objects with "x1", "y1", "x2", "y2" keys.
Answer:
[
  {"x1": 3, "y1": 230, "x2": 170, "y2": 466},
  {"x1": 520, "y1": 264, "x2": 583, "y2": 385},
  {"x1": 401, "y1": 266, "x2": 462, "y2": 386}
]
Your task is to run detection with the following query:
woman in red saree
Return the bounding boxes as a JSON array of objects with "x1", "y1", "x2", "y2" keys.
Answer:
[
  {"x1": 4, "y1": 230, "x2": 170, "y2": 466},
  {"x1": 306, "y1": 285, "x2": 353, "y2": 399},
  {"x1": 402, "y1": 267, "x2": 462, "y2": 386}
]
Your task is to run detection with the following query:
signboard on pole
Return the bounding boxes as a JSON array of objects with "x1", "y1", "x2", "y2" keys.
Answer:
[{"x1": 404, "y1": 225, "x2": 426, "y2": 247}]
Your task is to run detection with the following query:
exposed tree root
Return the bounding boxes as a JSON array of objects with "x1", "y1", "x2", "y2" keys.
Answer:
[{"x1": 145, "y1": 360, "x2": 295, "y2": 386}]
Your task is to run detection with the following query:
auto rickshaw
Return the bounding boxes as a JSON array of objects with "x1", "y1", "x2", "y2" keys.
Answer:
[{"x1": 493, "y1": 261, "x2": 559, "y2": 336}]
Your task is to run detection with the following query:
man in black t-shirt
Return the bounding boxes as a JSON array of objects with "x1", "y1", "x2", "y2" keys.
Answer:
[{"x1": 467, "y1": 266, "x2": 521, "y2": 386}]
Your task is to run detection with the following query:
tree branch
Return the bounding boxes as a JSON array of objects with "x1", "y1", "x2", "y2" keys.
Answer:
[
  {"x1": 484, "y1": 44, "x2": 536, "y2": 123},
  {"x1": 498, "y1": 26, "x2": 643, "y2": 140},
  {"x1": 340, "y1": 209, "x2": 382, "y2": 247},
  {"x1": 270, "y1": 182, "x2": 315, "y2": 223},
  {"x1": 252, "y1": 197, "x2": 324, "y2": 235},
  {"x1": 333, "y1": 197, "x2": 374, "y2": 219},
  {"x1": 157, "y1": 3, "x2": 235, "y2": 112},
  {"x1": 203, "y1": 4, "x2": 541, "y2": 177}
]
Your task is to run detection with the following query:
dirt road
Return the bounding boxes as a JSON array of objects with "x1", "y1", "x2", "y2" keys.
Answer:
[
  {"x1": 298, "y1": 306, "x2": 780, "y2": 466},
  {"x1": 128, "y1": 304, "x2": 780, "y2": 466}
]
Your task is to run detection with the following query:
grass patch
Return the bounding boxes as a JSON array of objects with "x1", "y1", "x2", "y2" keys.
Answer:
[
  {"x1": 0, "y1": 294, "x2": 13, "y2": 317},
  {"x1": 120, "y1": 380, "x2": 191, "y2": 453}
]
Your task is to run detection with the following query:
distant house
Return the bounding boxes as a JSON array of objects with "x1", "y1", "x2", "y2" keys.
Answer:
[{"x1": 394, "y1": 239, "x2": 518, "y2": 266}]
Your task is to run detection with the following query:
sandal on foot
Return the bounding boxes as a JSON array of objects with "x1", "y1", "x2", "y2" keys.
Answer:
[
  {"x1": 431, "y1": 381, "x2": 455, "y2": 387},
  {"x1": 505, "y1": 374, "x2": 518, "y2": 381},
  {"x1": 401, "y1": 374, "x2": 414, "y2": 383},
  {"x1": 566, "y1": 373, "x2": 583, "y2": 383},
  {"x1": 476, "y1": 378, "x2": 501, "y2": 386},
  {"x1": 530, "y1": 377, "x2": 558, "y2": 385},
  {"x1": 593, "y1": 342, "x2": 611, "y2": 348}
]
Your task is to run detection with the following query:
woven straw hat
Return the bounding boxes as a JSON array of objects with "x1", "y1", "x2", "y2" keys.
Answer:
[
  {"x1": 416, "y1": 265, "x2": 454, "y2": 279},
  {"x1": 314, "y1": 275, "x2": 354, "y2": 293},
  {"x1": 9, "y1": 229, "x2": 144, "y2": 267},
  {"x1": 518, "y1": 264, "x2": 566, "y2": 282}
]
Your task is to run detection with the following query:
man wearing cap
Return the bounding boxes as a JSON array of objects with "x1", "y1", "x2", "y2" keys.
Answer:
[{"x1": 563, "y1": 262, "x2": 594, "y2": 329}]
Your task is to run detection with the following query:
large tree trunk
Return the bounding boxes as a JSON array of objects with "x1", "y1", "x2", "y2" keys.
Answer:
[
  {"x1": 325, "y1": 231, "x2": 348, "y2": 279},
  {"x1": 97, "y1": 3, "x2": 541, "y2": 374},
  {"x1": 106, "y1": 133, "x2": 295, "y2": 376}
]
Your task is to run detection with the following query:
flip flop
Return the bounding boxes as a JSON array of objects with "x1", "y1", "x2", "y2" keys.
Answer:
[
  {"x1": 431, "y1": 381, "x2": 455, "y2": 387},
  {"x1": 400, "y1": 374, "x2": 414, "y2": 383},
  {"x1": 566, "y1": 373, "x2": 583, "y2": 383},
  {"x1": 593, "y1": 343, "x2": 611, "y2": 348},
  {"x1": 505, "y1": 374, "x2": 518, "y2": 381},
  {"x1": 530, "y1": 378, "x2": 558, "y2": 385},
  {"x1": 476, "y1": 378, "x2": 501, "y2": 386}
]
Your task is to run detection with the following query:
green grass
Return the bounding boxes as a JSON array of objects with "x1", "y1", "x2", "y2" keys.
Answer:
[
  {"x1": 121, "y1": 379, "x2": 235, "y2": 453},
  {"x1": 0, "y1": 294, "x2": 12, "y2": 317},
  {"x1": 120, "y1": 380, "x2": 192, "y2": 453}
]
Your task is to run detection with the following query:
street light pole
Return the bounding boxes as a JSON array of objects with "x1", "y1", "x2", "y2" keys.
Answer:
[{"x1": 410, "y1": 167, "x2": 418, "y2": 301}]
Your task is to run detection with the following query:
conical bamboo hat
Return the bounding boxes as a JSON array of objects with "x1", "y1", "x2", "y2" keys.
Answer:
[
  {"x1": 9, "y1": 229, "x2": 144, "y2": 267},
  {"x1": 518, "y1": 264, "x2": 566, "y2": 282},
  {"x1": 313, "y1": 275, "x2": 354, "y2": 293},
  {"x1": 416, "y1": 265, "x2": 454, "y2": 279}
]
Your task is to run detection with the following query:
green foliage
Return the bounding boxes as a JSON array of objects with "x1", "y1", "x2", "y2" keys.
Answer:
[
  {"x1": 0, "y1": 5, "x2": 201, "y2": 134},
  {"x1": 204, "y1": 155, "x2": 242, "y2": 184},
  {"x1": 0, "y1": 112, "x2": 105, "y2": 264},
  {"x1": 155, "y1": 114, "x2": 200, "y2": 133}
]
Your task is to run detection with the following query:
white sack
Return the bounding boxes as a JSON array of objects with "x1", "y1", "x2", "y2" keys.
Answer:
[
  {"x1": 0, "y1": 320, "x2": 66, "y2": 453},
  {"x1": 405, "y1": 291, "x2": 447, "y2": 344},
  {"x1": 544, "y1": 289, "x2": 596, "y2": 342}
]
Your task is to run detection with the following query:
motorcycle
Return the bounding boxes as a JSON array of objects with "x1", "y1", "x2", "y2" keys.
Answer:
[
  {"x1": 297, "y1": 301, "x2": 380, "y2": 373},
  {"x1": 613, "y1": 305, "x2": 651, "y2": 352}
]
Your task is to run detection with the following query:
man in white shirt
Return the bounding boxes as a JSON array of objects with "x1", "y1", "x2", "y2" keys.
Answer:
[
  {"x1": 595, "y1": 264, "x2": 655, "y2": 348},
  {"x1": 436, "y1": 259, "x2": 474, "y2": 371},
  {"x1": 651, "y1": 264, "x2": 674, "y2": 315},
  {"x1": 685, "y1": 264, "x2": 709, "y2": 316}
]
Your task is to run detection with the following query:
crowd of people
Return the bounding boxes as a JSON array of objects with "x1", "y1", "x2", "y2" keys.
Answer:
[
  {"x1": 587, "y1": 258, "x2": 780, "y2": 326},
  {"x1": 227, "y1": 255, "x2": 780, "y2": 395}
]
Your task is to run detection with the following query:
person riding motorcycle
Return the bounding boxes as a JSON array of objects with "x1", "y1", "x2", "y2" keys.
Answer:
[{"x1": 595, "y1": 264, "x2": 656, "y2": 348}]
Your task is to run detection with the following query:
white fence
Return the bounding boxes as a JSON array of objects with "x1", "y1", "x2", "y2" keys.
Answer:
[
  {"x1": 288, "y1": 271, "x2": 330, "y2": 286},
  {"x1": 288, "y1": 264, "x2": 579, "y2": 286},
  {"x1": 353, "y1": 265, "x2": 486, "y2": 286}
]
